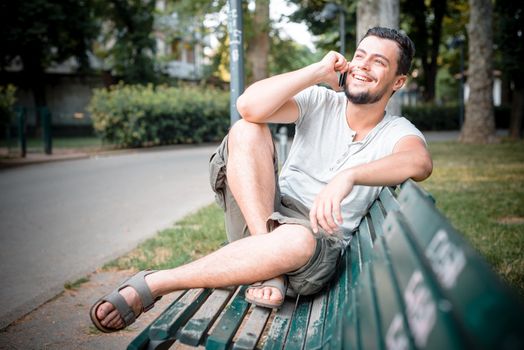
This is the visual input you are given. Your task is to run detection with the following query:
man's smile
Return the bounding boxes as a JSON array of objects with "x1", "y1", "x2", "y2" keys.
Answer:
[{"x1": 349, "y1": 71, "x2": 375, "y2": 84}]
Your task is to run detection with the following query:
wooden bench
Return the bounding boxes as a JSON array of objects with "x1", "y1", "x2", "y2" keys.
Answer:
[{"x1": 128, "y1": 180, "x2": 524, "y2": 350}]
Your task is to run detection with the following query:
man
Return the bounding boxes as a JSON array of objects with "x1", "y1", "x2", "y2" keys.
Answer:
[{"x1": 90, "y1": 27, "x2": 432, "y2": 332}]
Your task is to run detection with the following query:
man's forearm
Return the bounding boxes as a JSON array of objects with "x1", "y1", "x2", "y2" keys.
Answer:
[
  {"x1": 236, "y1": 51, "x2": 349, "y2": 124},
  {"x1": 347, "y1": 148, "x2": 433, "y2": 187},
  {"x1": 236, "y1": 63, "x2": 322, "y2": 123}
]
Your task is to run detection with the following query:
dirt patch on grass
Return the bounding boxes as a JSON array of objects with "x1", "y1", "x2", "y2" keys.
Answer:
[{"x1": 497, "y1": 216, "x2": 524, "y2": 225}]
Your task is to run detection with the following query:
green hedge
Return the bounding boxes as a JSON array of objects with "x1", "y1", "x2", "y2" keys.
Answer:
[
  {"x1": 88, "y1": 84, "x2": 230, "y2": 147},
  {"x1": 403, "y1": 104, "x2": 511, "y2": 131}
]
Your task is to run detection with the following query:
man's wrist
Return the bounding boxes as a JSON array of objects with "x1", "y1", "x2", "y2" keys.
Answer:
[{"x1": 303, "y1": 62, "x2": 328, "y2": 86}]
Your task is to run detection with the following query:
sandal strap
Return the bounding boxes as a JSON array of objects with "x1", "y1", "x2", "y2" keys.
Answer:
[
  {"x1": 120, "y1": 270, "x2": 159, "y2": 312},
  {"x1": 105, "y1": 290, "x2": 136, "y2": 326},
  {"x1": 247, "y1": 276, "x2": 288, "y2": 296}
]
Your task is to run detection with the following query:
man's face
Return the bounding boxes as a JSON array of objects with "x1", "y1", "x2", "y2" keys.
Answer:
[{"x1": 344, "y1": 36, "x2": 405, "y2": 105}]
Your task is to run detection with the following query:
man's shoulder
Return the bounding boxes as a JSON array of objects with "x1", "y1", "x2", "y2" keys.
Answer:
[
  {"x1": 297, "y1": 85, "x2": 339, "y2": 102},
  {"x1": 383, "y1": 114, "x2": 419, "y2": 131}
]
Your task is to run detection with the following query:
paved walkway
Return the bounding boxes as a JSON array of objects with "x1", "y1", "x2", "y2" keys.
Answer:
[{"x1": 0, "y1": 144, "x2": 217, "y2": 332}]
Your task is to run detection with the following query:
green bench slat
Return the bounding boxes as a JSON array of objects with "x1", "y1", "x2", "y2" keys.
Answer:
[
  {"x1": 232, "y1": 306, "x2": 272, "y2": 350},
  {"x1": 177, "y1": 288, "x2": 234, "y2": 346},
  {"x1": 127, "y1": 291, "x2": 189, "y2": 350},
  {"x1": 398, "y1": 181, "x2": 524, "y2": 349},
  {"x1": 369, "y1": 201, "x2": 387, "y2": 238},
  {"x1": 356, "y1": 263, "x2": 385, "y2": 350},
  {"x1": 351, "y1": 229, "x2": 363, "y2": 286},
  {"x1": 262, "y1": 299, "x2": 295, "y2": 349},
  {"x1": 284, "y1": 295, "x2": 311, "y2": 350},
  {"x1": 384, "y1": 211, "x2": 470, "y2": 349},
  {"x1": 342, "y1": 286, "x2": 361, "y2": 349},
  {"x1": 149, "y1": 288, "x2": 212, "y2": 341},
  {"x1": 378, "y1": 186, "x2": 400, "y2": 212},
  {"x1": 321, "y1": 279, "x2": 340, "y2": 349},
  {"x1": 369, "y1": 239, "x2": 417, "y2": 350},
  {"x1": 206, "y1": 286, "x2": 250, "y2": 350},
  {"x1": 357, "y1": 216, "x2": 375, "y2": 264},
  {"x1": 304, "y1": 291, "x2": 328, "y2": 349},
  {"x1": 329, "y1": 250, "x2": 351, "y2": 349}
]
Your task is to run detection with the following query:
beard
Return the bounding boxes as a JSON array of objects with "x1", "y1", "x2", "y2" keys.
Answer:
[{"x1": 344, "y1": 85, "x2": 388, "y2": 105}]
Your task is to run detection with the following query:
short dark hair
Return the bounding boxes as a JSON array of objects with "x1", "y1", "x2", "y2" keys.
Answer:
[{"x1": 360, "y1": 27, "x2": 415, "y2": 76}]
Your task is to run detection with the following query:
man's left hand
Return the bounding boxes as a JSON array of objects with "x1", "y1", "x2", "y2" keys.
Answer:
[{"x1": 309, "y1": 170, "x2": 354, "y2": 234}]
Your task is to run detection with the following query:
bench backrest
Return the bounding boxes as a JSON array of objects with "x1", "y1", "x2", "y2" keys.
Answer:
[{"x1": 343, "y1": 180, "x2": 524, "y2": 350}]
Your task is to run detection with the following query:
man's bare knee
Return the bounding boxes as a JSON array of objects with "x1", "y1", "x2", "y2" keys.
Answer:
[
  {"x1": 228, "y1": 119, "x2": 272, "y2": 151},
  {"x1": 274, "y1": 225, "x2": 317, "y2": 262}
]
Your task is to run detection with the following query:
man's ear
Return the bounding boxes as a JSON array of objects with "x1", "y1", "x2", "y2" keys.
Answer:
[{"x1": 393, "y1": 75, "x2": 407, "y2": 92}]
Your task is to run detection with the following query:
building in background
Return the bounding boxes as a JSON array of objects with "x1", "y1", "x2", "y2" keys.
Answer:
[{"x1": 2, "y1": 0, "x2": 206, "y2": 137}]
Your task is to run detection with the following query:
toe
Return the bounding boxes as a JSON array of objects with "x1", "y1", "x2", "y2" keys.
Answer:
[
  {"x1": 96, "y1": 301, "x2": 114, "y2": 320},
  {"x1": 262, "y1": 287, "x2": 272, "y2": 300},
  {"x1": 270, "y1": 287, "x2": 283, "y2": 302},
  {"x1": 105, "y1": 310, "x2": 125, "y2": 329},
  {"x1": 101, "y1": 309, "x2": 120, "y2": 327}
]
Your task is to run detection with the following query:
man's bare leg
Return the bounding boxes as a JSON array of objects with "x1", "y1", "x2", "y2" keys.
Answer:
[
  {"x1": 226, "y1": 120, "x2": 287, "y2": 303},
  {"x1": 226, "y1": 119, "x2": 276, "y2": 234},
  {"x1": 96, "y1": 223, "x2": 316, "y2": 330}
]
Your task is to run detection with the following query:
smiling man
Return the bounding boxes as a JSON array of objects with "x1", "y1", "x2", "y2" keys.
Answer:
[{"x1": 90, "y1": 27, "x2": 433, "y2": 333}]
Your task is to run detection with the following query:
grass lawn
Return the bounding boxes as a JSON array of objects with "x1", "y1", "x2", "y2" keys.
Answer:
[
  {"x1": 423, "y1": 140, "x2": 524, "y2": 297},
  {"x1": 26, "y1": 136, "x2": 104, "y2": 149},
  {"x1": 1, "y1": 136, "x2": 104, "y2": 153},
  {"x1": 104, "y1": 140, "x2": 524, "y2": 298}
]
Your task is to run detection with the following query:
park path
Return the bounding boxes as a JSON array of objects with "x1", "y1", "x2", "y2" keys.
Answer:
[{"x1": 0, "y1": 145, "x2": 217, "y2": 330}]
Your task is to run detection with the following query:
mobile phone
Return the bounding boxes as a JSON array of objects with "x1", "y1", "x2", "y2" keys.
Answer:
[{"x1": 338, "y1": 72, "x2": 347, "y2": 88}]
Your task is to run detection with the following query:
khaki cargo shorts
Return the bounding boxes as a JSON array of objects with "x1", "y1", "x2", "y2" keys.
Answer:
[{"x1": 209, "y1": 134, "x2": 345, "y2": 296}]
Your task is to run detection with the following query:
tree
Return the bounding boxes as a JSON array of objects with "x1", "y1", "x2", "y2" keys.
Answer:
[
  {"x1": 494, "y1": 0, "x2": 524, "y2": 139},
  {"x1": 400, "y1": 0, "x2": 446, "y2": 103},
  {"x1": 98, "y1": 0, "x2": 158, "y2": 84},
  {"x1": 0, "y1": 0, "x2": 100, "y2": 124},
  {"x1": 171, "y1": 0, "x2": 272, "y2": 85},
  {"x1": 459, "y1": 0, "x2": 496, "y2": 143},
  {"x1": 287, "y1": 0, "x2": 358, "y2": 56},
  {"x1": 356, "y1": 0, "x2": 401, "y2": 116},
  {"x1": 246, "y1": 0, "x2": 271, "y2": 83}
]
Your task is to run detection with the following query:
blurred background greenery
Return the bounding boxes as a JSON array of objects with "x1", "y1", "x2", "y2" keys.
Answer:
[{"x1": 0, "y1": 0, "x2": 522, "y2": 149}]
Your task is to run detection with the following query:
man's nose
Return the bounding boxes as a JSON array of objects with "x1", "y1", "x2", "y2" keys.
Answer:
[{"x1": 355, "y1": 59, "x2": 371, "y2": 71}]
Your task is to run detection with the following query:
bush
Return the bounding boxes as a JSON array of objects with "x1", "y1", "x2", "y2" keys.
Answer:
[
  {"x1": 88, "y1": 84, "x2": 230, "y2": 147},
  {"x1": 402, "y1": 104, "x2": 511, "y2": 131},
  {"x1": 0, "y1": 85, "x2": 17, "y2": 129}
]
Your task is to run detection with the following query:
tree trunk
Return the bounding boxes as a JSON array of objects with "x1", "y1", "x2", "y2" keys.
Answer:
[
  {"x1": 425, "y1": 0, "x2": 445, "y2": 102},
  {"x1": 509, "y1": 88, "x2": 524, "y2": 139},
  {"x1": 357, "y1": 0, "x2": 401, "y2": 116},
  {"x1": 459, "y1": 0, "x2": 497, "y2": 143},
  {"x1": 246, "y1": 0, "x2": 270, "y2": 84}
]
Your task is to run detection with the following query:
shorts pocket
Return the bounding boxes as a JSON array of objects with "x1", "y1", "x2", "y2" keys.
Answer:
[{"x1": 209, "y1": 143, "x2": 227, "y2": 209}]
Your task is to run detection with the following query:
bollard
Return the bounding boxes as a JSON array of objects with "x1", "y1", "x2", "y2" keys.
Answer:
[
  {"x1": 39, "y1": 107, "x2": 52, "y2": 155},
  {"x1": 16, "y1": 107, "x2": 27, "y2": 158},
  {"x1": 278, "y1": 126, "x2": 288, "y2": 165}
]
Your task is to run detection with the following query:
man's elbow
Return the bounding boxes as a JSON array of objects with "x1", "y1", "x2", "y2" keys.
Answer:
[
  {"x1": 411, "y1": 152, "x2": 433, "y2": 181},
  {"x1": 236, "y1": 95, "x2": 257, "y2": 122}
]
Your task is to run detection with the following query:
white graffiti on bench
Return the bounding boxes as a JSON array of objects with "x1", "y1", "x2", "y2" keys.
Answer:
[
  {"x1": 386, "y1": 270, "x2": 437, "y2": 350},
  {"x1": 426, "y1": 229, "x2": 466, "y2": 289}
]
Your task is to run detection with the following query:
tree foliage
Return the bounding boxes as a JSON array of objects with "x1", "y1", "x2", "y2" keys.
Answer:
[
  {"x1": 0, "y1": 0, "x2": 101, "y2": 107},
  {"x1": 97, "y1": 0, "x2": 158, "y2": 84},
  {"x1": 286, "y1": 0, "x2": 357, "y2": 56},
  {"x1": 400, "y1": 0, "x2": 447, "y2": 102}
]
